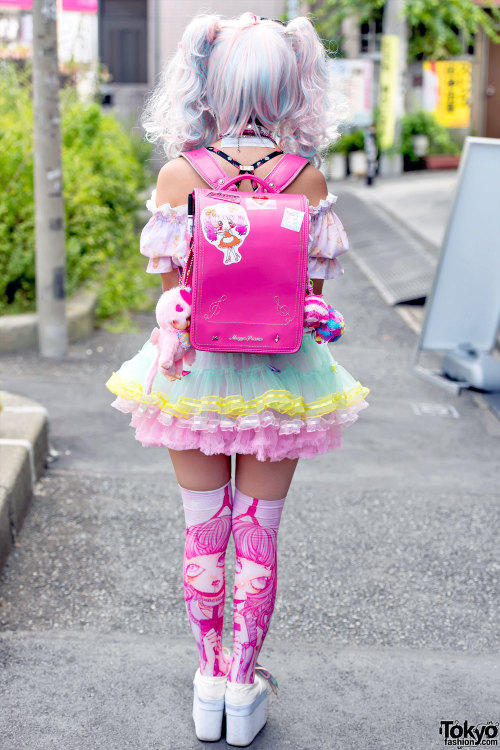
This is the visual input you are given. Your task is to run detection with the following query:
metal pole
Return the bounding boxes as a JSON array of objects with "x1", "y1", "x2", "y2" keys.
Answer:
[
  {"x1": 32, "y1": 0, "x2": 68, "y2": 358},
  {"x1": 287, "y1": 0, "x2": 299, "y2": 20}
]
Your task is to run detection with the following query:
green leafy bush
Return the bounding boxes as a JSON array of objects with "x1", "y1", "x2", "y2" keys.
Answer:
[
  {"x1": 0, "y1": 61, "x2": 158, "y2": 330},
  {"x1": 400, "y1": 111, "x2": 461, "y2": 161},
  {"x1": 331, "y1": 129, "x2": 366, "y2": 154}
]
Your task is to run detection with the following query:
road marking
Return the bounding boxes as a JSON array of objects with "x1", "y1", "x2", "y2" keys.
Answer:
[{"x1": 411, "y1": 403, "x2": 460, "y2": 418}]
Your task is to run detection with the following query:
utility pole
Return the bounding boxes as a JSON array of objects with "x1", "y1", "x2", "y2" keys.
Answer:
[
  {"x1": 32, "y1": 0, "x2": 68, "y2": 358},
  {"x1": 287, "y1": 0, "x2": 299, "y2": 19},
  {"x1": 378, "y1": 0, "x2": 408, "y2": 171},
  {"x1": 383, "y1": 0, "x2": 408, "y2": 125}
]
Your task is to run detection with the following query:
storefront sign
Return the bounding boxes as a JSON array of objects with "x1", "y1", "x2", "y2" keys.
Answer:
[
  {"x1": 0, "y1": 0, "x2": 97, "y2": 11},
  {"x1": 377, "y1": 35, "x2": 399, "y2": 150},
  {"x1": 423, "y1": 61, "x2": 471, "y2": 128},
  {"x1": 0, "y1": 1, "x2": 32, "y2": 8}
]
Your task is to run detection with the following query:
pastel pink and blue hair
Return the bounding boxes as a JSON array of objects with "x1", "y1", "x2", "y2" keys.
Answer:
[{"x1": 141, "y1": 12, "x2": 340, "y2": 168}]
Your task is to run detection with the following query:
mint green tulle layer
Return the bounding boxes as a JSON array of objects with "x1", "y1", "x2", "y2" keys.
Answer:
[{"x1": 105, "y1": 331, "x2": 370, "y2": 460}]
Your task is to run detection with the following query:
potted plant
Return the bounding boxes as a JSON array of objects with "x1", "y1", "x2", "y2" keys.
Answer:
[
  {"x1": 378, "y1": 144, "x2": 403, "y2": 176},
  {"x1": 344, "y1": 129, "x2": 367, "y2": 176},
  {"x1": 323, "y1": 136, "x2": 348, "y2": 180},
  {"x1": 401, "y1": 111, "x2": 461, "y2": 170}
]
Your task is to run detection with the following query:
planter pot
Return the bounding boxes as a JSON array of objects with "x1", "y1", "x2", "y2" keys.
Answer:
[
  {"x1": 327, "y1": 153, "x2": 347, "y2": 180},
  {"x1": 412, "y1": 134, "x2": 429, "y2": 157},
  {"x1": 348, "y1": 150, "x2": 367, "y2": 176},
  {"x1": 379, "y1": 152, "x2": 403, "y2": 176},
  {"x1": 424, "y1": 154, "x2": 461, "y2": 170},
  {"x1": 403, "y1": 154, "x2": 426, "y2": 172}
]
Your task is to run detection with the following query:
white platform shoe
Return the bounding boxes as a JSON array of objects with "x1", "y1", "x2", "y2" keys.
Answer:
[
  {"x1": 225, "y1": 666, "x2": 278, "y2": 747},
  {"x1": 192, "y1": 667, "x2": 228, "y2": 742}
]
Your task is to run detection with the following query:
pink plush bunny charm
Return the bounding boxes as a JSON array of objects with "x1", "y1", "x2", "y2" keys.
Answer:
[{"x1": 143, "y1": 287, "x2": 196, "y2": 394}]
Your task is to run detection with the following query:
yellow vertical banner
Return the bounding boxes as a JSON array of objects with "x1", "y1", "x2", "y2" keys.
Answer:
[
  {"x1": 377, "y1": 35, "x2": 399, "y2": 151},
  {"x1": 423, "y1": 61, "x2": 471, "y2": 128}
]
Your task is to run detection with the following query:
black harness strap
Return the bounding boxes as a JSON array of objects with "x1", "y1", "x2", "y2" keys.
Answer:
[{"x1": 206, "y1": 146, "x2": 284, "y2": 175}]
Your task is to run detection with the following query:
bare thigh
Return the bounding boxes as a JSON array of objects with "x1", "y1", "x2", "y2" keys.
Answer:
[
  {"x1": 235, "y1": 454, "x2": 298, "y2": 500},
  {"x1": 169, "y1": 449, "x2": 231, "y2": 491}
]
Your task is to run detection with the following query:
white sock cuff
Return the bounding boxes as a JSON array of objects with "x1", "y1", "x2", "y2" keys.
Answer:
[
  {"x1": 233, "y1": 488, "x2": 285, "y2": 526},
  {"x1": 180, "y1": 480, "x2": 233, "y2": 526},
  {"x1": 180, "y1": 478, "x2": 231, "y2": 497}
]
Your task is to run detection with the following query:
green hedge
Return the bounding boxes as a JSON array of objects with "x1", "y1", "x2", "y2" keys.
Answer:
[{"x1": 0, "y1": 61, "x2": 158, "y2": 330}]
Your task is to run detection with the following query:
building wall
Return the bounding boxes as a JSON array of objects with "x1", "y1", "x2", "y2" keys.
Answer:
[{"x1": 152, "y1": 1, "x2": 286, "y2": 81}]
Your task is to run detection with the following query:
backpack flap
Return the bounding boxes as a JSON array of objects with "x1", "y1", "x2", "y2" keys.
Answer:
[{"x1": 189, "y1": 185, "x2": 309, "y2": 354}]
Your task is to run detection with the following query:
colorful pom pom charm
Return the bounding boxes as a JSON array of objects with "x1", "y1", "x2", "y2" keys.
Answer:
[{"x1": 314, "y1": 305, "x2": 345, "y2": 344}]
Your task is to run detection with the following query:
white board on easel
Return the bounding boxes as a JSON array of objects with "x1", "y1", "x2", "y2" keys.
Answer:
[{"x1": 413, "y1": 137, "x2": 500, "y2": 392}]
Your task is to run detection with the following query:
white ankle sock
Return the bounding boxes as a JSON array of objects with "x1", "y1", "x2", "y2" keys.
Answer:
[
  {"x1": 194, "y1": 668, "x2": 228, "y2": 700},
  {"x1": 225, "y1": 673, "x2": 266, "y2": 705}
]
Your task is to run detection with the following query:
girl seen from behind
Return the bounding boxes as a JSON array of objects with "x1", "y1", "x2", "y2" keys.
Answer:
[{"x1": 106, "y1": 11, "x2": 369, "y2": 747}]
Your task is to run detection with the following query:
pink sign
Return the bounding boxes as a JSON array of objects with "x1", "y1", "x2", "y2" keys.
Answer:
[
  {"x1": 0, "y1": 1, "x2": 33, "y2": 8},
  {"x1": 0, "y1": 0, "x2": 98, "y2": 10},
  {"x1": 62, "y1": 0, "x2": 97, "y2": 11}
]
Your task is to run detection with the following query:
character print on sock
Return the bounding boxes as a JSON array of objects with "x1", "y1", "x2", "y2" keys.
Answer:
[
  {"x1": 183, "y1": 486, "x2": 232, "y2": 677},
  {"x1": 230, "y1": 498, "x2": 278, "y2": 684}
]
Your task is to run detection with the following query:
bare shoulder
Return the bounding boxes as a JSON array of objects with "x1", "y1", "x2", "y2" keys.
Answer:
[
  {"x1": 155, "y1": 156, "x2": 207, "y2": 208},
  {"x1": 284, "y1": 164, "x2": 328, "y2": 207}
]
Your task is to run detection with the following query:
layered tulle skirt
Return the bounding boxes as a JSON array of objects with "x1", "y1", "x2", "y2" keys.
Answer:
[{"x1": 105, "y1": 331, "x2": 370, "y2": 462}]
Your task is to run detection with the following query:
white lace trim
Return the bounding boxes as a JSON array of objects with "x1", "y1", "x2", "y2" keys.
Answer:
[
  {"x1": 145, "y1": 188, "x2": 189, "y2": 217},
  {"x1": 309, "y1": 192, "x2": 338, "y2": 213}
]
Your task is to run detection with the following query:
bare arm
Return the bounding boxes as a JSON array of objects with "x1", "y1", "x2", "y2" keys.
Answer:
[
  {"x1": 312, "y1": 279, "x2": 324, "y2": 295},
  {"x1": 161, "y1": 270, "x2": 179, "y2": 293}
]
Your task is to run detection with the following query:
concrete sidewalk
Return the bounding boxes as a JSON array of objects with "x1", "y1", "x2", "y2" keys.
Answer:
[
  {"x1": 0, "y1": 172, "x2": 499, "y2": 749},
  {"x1": 340, "y1": 170, "x2": 458, "y2": 252}
]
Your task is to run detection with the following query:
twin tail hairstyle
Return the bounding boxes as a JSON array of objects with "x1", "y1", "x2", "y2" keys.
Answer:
[{"x1": 141, "y1": 12, "x2": 340, "y2": 168}]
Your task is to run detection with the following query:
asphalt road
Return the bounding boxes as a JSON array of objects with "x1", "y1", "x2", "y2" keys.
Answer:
[{"x1": 0, "y1": 187, "x2": 499, "y2": 750}]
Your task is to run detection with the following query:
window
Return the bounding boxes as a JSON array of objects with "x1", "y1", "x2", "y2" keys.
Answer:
[{"x1": 99, "y1": 0, "x2": 147, "y2": 84}]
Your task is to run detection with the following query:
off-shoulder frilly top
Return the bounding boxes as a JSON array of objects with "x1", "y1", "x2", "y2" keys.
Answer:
[{"x1": 140, "y1": 188, "x2": 349, "y2": 280}]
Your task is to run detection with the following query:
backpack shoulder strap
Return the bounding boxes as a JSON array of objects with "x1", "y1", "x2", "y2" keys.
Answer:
[
  {"x1": 263, "y1": 153, "x2": 310, "y2": 193},
  {"x1": 181, "y1": 148, "x2": 237, "y2": 190}
]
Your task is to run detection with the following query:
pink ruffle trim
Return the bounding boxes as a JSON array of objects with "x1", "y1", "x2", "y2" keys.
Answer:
[{"x1": 110, "y1": 396, "x2": 369, "y2": 462}]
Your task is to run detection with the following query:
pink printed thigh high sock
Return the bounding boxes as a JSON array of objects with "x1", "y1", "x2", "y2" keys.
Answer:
[
  {"x1": 228, "y1": 488, "x2": 286, "y2": 684},
  {"x1": 180, "y1": 480, "x2": 233, "y2": 677}
]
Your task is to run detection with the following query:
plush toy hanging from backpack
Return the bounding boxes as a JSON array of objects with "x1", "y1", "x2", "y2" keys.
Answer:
[
  {"x1": 303, "y1": 282, "x2": 345, "y2": 344},
  {"x1": 144, "y1": 287, "x2": 196, "y2": 393}
]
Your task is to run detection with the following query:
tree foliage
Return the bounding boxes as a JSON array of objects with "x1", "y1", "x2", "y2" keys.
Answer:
[
  {"x1": 0, "y1": 60, "x2": 157, "y2": 330},
  {"x1": 311, "y1": 0, "x2": 500, "y2": 60},
  {"x1": 406, "y1": 0, "x2": 500, "y2": 60}
]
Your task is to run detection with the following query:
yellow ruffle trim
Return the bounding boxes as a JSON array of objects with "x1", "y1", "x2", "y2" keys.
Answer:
[{"x1": 105, "y1": 371, "x2": 370, "y2": 421}]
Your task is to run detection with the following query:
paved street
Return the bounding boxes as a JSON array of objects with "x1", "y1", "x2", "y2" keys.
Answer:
[
  {"x1": 341, "y1": 170, "x2": 458, "y2": 251},
  {"x1": 0, "y1": 173, "x2": 499, "y2": 750}
]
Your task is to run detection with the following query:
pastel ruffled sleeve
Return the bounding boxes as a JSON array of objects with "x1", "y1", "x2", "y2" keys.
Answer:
[
  {"x1": 139, "y1": 188, "x2": 189, "y2": 274},
  {"x1": 307, "y1": 193, "x2": 349, "y2": 280}
]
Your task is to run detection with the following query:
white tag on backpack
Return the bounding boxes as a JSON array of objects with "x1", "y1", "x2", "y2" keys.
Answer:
[
  {"x1": 281, "y1": 207, "x2": 305, "y2": 232},
  {"x1": 245, "y1": 197, "x2": 277, "y2": 210}
]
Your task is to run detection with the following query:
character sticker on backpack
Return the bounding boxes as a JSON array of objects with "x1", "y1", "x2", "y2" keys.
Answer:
[
  {"x1": 201, "y1": 203, "x2": 250, "y2": 265},
  {"x1": 281, "y1": 207, "x2": 305, "y2": 232}
]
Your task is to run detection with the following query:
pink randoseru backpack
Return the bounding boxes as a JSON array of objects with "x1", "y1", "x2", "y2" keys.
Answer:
[{"x1": 180, "y1": 148, "x2": 310, "y2": 355}]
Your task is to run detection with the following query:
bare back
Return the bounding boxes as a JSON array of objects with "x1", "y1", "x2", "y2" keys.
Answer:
[{"x1": 155, "y1": 141, "x2": 329, "y2": 211}]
